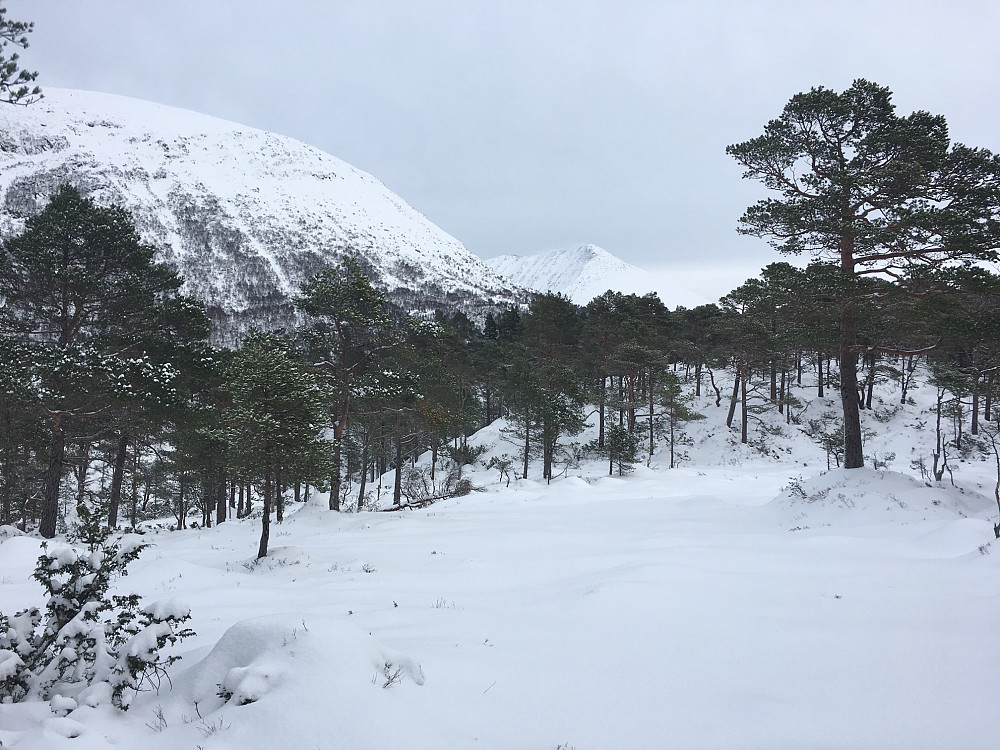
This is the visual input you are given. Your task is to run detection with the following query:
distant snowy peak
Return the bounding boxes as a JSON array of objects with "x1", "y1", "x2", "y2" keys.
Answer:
[
  {"x1": 0, "y1": 88, "x2": 525, "y2": 341},
  {"x1": 486, "y1": 244, "x2": 655, "y2": 305}
]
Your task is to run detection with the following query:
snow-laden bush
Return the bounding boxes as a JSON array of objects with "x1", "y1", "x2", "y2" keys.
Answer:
[{"x1": 0, "y1": 503, "x2": 194, "y2": 710}]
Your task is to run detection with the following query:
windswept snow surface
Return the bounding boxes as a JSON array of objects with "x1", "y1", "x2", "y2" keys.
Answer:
[
  {"x1": 2, "y1": 382, "x2": 999, "y2": 748},
  {"x1": 0, "y1": 89, "x2": 526, "y2": 339}
]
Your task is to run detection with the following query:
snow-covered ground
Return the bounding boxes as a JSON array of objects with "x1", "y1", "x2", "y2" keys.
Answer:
[{"x1": 2, "y1": 377, "x2": 999, "y2": 749}]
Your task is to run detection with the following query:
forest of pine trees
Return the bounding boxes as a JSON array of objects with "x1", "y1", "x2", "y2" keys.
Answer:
[{"x1": 5, "y1": 186, "x2": 1000, "y2": 554}]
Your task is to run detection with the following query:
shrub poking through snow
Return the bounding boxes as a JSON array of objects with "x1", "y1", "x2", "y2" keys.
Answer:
[
  {"x1": 398, "y1": 466, "x2": 473, "y2": 507},
  {"x1": 0, "y1": 503, "x2": 194, "y2": 709}
]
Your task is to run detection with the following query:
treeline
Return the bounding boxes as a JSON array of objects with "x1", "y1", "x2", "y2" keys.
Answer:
[{"x1": 4, "y1": 187, "x2": 1000, "y2": 554}]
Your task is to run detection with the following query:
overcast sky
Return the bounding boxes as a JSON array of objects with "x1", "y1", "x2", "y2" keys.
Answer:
[{"x1": 18, "y1": 1, "x2": 1000, "y2": 300}]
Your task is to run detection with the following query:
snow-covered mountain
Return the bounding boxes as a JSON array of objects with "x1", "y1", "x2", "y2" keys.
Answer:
[
  {"x1": 485, "y1": 245, "x2": 634, "y2": 304},
  {"x1": 486, "y1": 244, "x2": 704, "y2": 307},
  {"x1": 0, "y1": 89, "x2": 526, "y2": 342}
]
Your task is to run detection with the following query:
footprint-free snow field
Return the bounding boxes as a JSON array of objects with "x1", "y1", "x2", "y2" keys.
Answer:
[{"x1": 2, "y1": 462, "x2": 996, "y2": 750}]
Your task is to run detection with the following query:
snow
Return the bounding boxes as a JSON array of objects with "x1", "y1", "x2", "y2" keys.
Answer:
[
  {"x1": 141, "y1": 599, "x2": 191, "y2": 623},
  {"x1": 1, "y1": 376, "x2": 998, "y2": 748},
  {"x1": 47, "y1": 695, "x2": 77, "y2": 716},
  {"x1": 0, "y1": 525, "x2": 25, "y2": 541},
  {"x1": 0, "y1": 649, "x2": 25, "y2": 680}
]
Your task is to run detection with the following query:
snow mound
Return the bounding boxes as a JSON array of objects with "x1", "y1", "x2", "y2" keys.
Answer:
[
  {"x1": 772, "y1": 468, "x2": 993, "y2": 523},
  {"x1": 180, "y1": 614, "x2": 423, "y2": 713},
  {"x1": 0, "y1": 525, "x2": 25, "y2": 541},
  {"x1": 242, "y1": 545, "x2": 310, "y2": 571}
]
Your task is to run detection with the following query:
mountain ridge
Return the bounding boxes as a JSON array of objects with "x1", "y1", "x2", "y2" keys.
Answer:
[
  {"x1": 0, "y1": 88, "x2": 527, "y2": 342},
  {"x1": 486, "y1": 244, "x2": 657, "y2": 305}
]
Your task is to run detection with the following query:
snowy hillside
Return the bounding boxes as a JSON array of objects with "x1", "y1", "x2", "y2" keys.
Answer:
[
  {"x1": 0, "y1": 89, "x2": 527, "y2": 341},
  {"x1": 486, "y1": 244, "x2": 709, "y2": 307}
]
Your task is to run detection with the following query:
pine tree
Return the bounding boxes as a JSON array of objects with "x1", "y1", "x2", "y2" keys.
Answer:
[
  {"x1": 295, "y1": 258, "x2": 399, "y2": 510},
  {"x1": 0, "y1": 186, "x2": 205, "y2": 538},
  {"x1": 0, "y1": 6, "x2": 40, "y2": 105},
  {"x1": 729, "y1": 80, "x2": 1000, "y2": 468},
  {"x1": 654, "y1": 371, "x2": 704, "y2": 468},
  {"x1": 223, "y1": 331, "x2": 331, "y2": 558},
  {"x1": 522, "y1": 294, "x2": 586, "y2": 481},
  {"x1": 606, "y1": 422, "x2": 641, "y2": 476}
]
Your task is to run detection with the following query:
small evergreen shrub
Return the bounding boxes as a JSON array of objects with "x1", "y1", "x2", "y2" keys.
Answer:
[{"x1": 0, "y1": 503, "x2": 194, "y2": 710}]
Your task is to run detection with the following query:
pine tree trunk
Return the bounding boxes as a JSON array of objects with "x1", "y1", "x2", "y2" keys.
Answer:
[
  {"x1": 726, "y1": 367, "x2": 740, "y2": 428},
  {"x1": 972, "y1": 373, "x2": 980, "y2": 435},
  {"x1": 40, "y1": 417, "x2": 66, "y2": 539},
  {"x1": 740, "y1": 372, "x2": 748, "y2": 444},
  {"x1": 129, "y1": 442, "x2": 140, "y2": 529},
  {"x1": 648, "y1": 375, "x2": 655, "y2": 462},
  {"x1": 329, "y1": 435, "x2": 342, "y2": 511},
  {"x1": 393, "y1": 417, "x2": 403, "y2": 507},
  {"x1": 933, "y1": 389, "x2": 947, "y2": 481},
  {"x1": 275, "y1": 464, "x2": 284, "y2": 523},
  {"x1": 864, "y1": 352, "x2": 876, "y2": 409},
  {"x1": 522, "y1": 410, "x2": 530, "y2": 479},
  {"x1": 840, "y1": 325, "x2": 864, "y2": 469},
  {"x1": 627, "y1": 377, "x2": 636, "y2": 431},
  {"x1": 598, "y1": 376, "x2": 606, "y2": 449},
  {"x1": 216, "y1": 466, "x2": 227, "y2": 525},
  {"x1": 107, "y1": 430, "x2": 129, "y2": 529},
  {"x1": 202, "y1": 473, "x2": 212, "y2": 528},
  {"x1": 669, "y1": 406, "x2": 676, "y2": 469},
  {"x1": 956, "y1": 402, "x2": 964, "y2": 451},
  {"x1": 0, "y1": 441, "x2": 12, "y2": 526},
  {"x1": 357, "y1": 440, "x2": 369, "y2": 511},
  {"x1": 985, "y1": 372, "x2": 994, "y2": 422},
  {"x1": 258, "y1": 463, "x2": 271, "y2": 560},
  {"x1": 817, "y1": 354, "x2": 824, "y2": 397},
  {"x1": 178, "y1": 475, "x2": 187, "y2": 530},
  {"x1": 74, "y1": 442, "x2": 90, "y2": 508}
]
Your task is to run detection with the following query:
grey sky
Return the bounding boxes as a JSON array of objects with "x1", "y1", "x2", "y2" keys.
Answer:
[{"x1": 18, "y1": 1, "x2": 1000, "y2": 300}]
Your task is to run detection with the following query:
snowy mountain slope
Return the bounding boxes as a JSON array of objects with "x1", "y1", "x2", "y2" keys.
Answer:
[
  {"x1": 485, "y1": 244, "x2": 710, "y2": 307},
  {"x1": 486, "y1": 244, "x2": 640, "y2": 304},
  {"x1": 0, "y1": 89, "x2": 527, "y2": 341}
]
